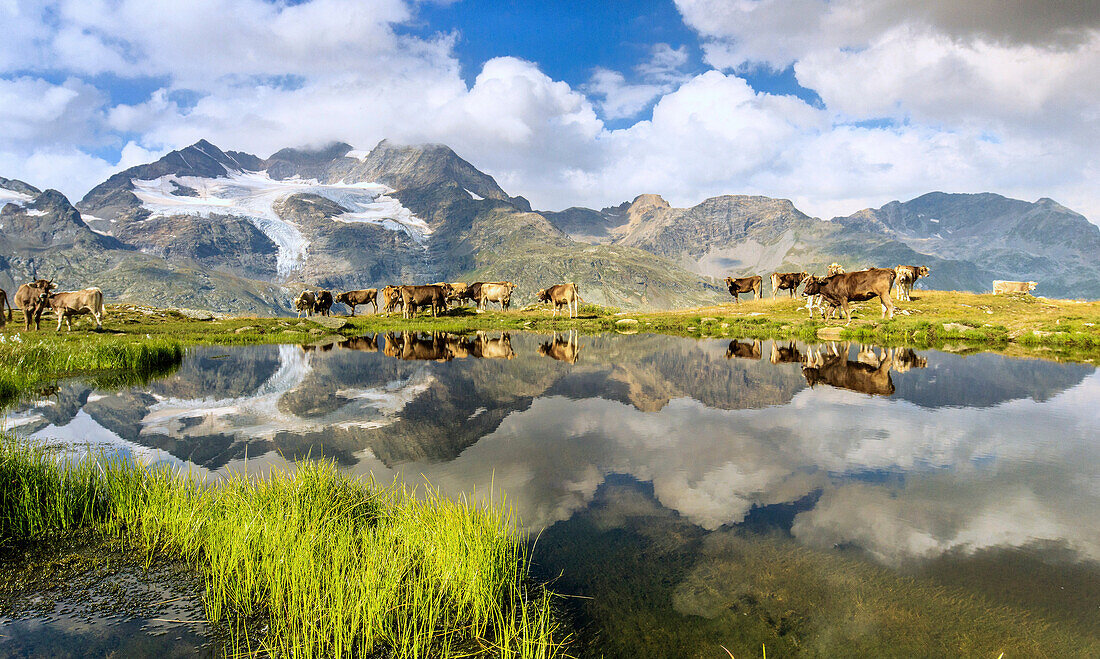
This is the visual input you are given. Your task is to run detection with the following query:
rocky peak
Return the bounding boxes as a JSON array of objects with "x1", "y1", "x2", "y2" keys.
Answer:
[{"x1": 0, "y1": 176, "x2": 41, "y2": 197}]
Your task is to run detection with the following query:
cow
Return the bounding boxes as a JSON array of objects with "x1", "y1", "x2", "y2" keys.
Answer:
[
  {"x1": 44, "y1": 288, "x2": 106, "y2": 331},
  {"x1": 334, "y1": 289, "x2": 378, "y2": 316},
  {"x1": 313, "y1": 290, "x2": 334, "y2": 316},
  {"x1": 725, "y1": 339, "x2": 762, "y2": 360},
  {"x1": 294, "y1": 291, "x2": 316, "y2": 318},
  {"x1": 894, "y1": 265, "x2": 930, "y2": 301},
  {"x1": 476, "y1": 282, "x2": 516, "y2": 311},
  {"x1": 993, "y1": 280, "x2": 1038, "y2": 295},
  {"x1": 381, "y1": 285, "x2": 404, "y2": 314},
  {"x1": 472, "y1": 332, "x2": 515, "y2": 359},
  {"x1": 723, "y1": 275, "x2": 762, "y2": 303},
  {"x1": 0, "y1": 288, "x2": 11, "y2": 328},
  {"x1": 15, "y1": 279, "x2": 55, "y2": 331},
  {"x1": 382, "y1": 332, "x2": 453, "y2": 361},
  {"x1": 438, "y1": 282, "x2": 470, "y2": 306},
  {"x1": 800, "y1": 268, "x2": 896, "y2": 325},
  {"x1": 802, "y1": 344, "x2": 895, "y2": 396},
  {"x1": 339, "y1": 335, "x2": 379, "y2": 352},
  {"x1": 399, "y1": 284, "x2": 450, "y2": 319},
  {"x1": 805, "y1": 264, "x2": 846, "y2": 317},
  {"x1": 771, "y1": 271, "x2": 809, "y2": 299},
  {"x1": 537, "y1": 283, "x2": 581, "y2": 318},
  {"x1": 538, "y1": 332, "x2": 582, "y2": 363},
  {"x1": 769, "y1": 341, "x2": 803, "y2": 365}
]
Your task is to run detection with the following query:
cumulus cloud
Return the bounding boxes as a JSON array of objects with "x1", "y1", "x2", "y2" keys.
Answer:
[{"x1": 586, "y1": 43, "x2": 693, "y2": 120}]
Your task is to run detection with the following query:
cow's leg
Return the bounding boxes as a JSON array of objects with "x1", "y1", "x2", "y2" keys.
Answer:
[
  {"x1": 842, "y1": 300, "x2": 853, "y2": 325},
  {"x1": 93, "y1": 310, "x2": 103, "y2": 330},
  {"x1": 881, "y1": 293, "x2": 894, "y2": 319}
]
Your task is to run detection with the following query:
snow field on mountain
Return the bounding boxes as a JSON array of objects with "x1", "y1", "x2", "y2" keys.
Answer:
[{"x1": 131, "y1": 171, "x2": 431, "y2": 278}]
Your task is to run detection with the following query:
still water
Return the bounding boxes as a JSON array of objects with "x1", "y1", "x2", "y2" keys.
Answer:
[{"x1": 5, "y1": 332, "x2": 1100, "y2": 656}]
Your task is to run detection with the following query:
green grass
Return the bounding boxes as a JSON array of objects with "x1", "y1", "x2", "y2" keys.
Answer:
[{"x1": 0, "y1": 435, "x2": 571, "y2": 658}]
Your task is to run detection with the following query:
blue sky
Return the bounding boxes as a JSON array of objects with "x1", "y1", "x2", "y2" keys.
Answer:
[{"x1": 0, "y1": 0, "x2": 1097, "y2": 220}]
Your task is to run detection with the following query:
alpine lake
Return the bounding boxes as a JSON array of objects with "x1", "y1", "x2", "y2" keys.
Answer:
[{"x1": 3, "y1": 331, "x2": 1098, "y2": 657}]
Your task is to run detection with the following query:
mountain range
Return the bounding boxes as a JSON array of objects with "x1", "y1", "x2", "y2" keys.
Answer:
[{"x1": 2, "y1": 139, "x2": 1097, "y2": 313}]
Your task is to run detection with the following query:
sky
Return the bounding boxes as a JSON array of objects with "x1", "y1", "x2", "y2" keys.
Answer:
[{"x1": 1, "y1": 0, "x2": 1098, "y2": 221}]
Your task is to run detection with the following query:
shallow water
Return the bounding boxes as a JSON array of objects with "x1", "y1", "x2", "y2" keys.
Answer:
[{"x1": 6, "y1": 332, "x2": 1100, "y2": 656}]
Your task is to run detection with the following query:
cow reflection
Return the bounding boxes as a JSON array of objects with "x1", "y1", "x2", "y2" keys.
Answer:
[
  {"x1": 538, "y1": 332, "x2": 582, "y2": 364},
  {"x1": 473, "y1": 332, "x2": 515, "y2": 360},
  {"x1": 725, "y1": 339, "x2": 762, "y2": 360},
  {"x1": 383, "y1": 332, "x2": 453, "y2": 362},
  {"x1": 802, "y1": 343, "x2": 895, "y2": 396},
  {"x1": 299, "y1": 342, "x2": 334, "y2": 353},
  {"x1": 890, "y1": 347, "x2": 927, "y2": 373},
  {"x1": 768, "y1": 341, "x2": 802, "y2": 364},
  {"x1": 339, "y1": 335, "x2": 379, "y2": 352}
]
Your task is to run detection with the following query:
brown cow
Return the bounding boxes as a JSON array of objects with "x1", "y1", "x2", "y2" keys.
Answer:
[
  {"x1": 437, "y1": 282, "x2": 470, "y2": 306},
  {"x1": 399, "y1": 284, "x2": 450, "y2": 319},
  {"x1": 15, "y1": 279, "x2": 55, "y2": 331},
  {"x1": 992, "y1": 280, "x2": 1038, "y2": 295},
  {"x1": 801, "y1": 268, "x2": 896, "y2": 325},
  {"x1": 769, "y1": 341, "x2": 803, "y2": 364},
  {"x1": 894, "y1": 265, "x2": 930, "y2": 301},
  {"x1": 45, "y1": 288, "x2": 105, "y2": 331},
  {"x1": 335, "y1": 289, "x2": 378, "y2": 315},
  {"x1": 313, "y1": 290, "x2": 334, "y2": 316},
  {"x1": 723, "y1": 275, "x2": 761, "y2": 303},
  {"x1": 381, "y1": 285, "x2": 403, "y2": 314},
  {"x1": 802, "y1": 345, "x2": 895, "y2": 396},
  {"x1": 804, "y1": 264, "x2": 845, "y2": 317},
  {"x1": 0, "y1": 288, "x2": 11, "y2": 328},
  {"x1": 537, "y1": 283, "x2": 581, "y2": 318},
  {"x1": 477, "y1": 282, "x2": 516, "y2": 311},
  {"x1": 538, "y1": 332, "x2": 582, "y2": 363},
  {"x1": 725, "y1": 339, "x2": 762, "y2": 360},
  {"x1": 771, "y1": 271, "x2": 809, "y2": 299},
  {"x1": 294, "y1": 291, "x2": 316, "y2": 318}
]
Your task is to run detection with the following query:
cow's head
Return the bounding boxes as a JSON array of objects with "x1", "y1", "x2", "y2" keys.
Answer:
[
  {"x1": 536, "y1": 288, "x2": 550, "y2": 302},
  {"x1": 1027, "y1": 281, "x2": 1038, "y2": 290},
  {"x1": 723, "y1": 277, "x2": 734, "y2": 287},
  {"x1": 799, "y1": 271, "x2": 809, "y2": 283},
  {"x1": 440, "y1": 283, "x2": 454, "y2": 297},
  {"x1": 918, "y1": 266, "x2": 930, "y2": 277},
  {"x1": 827, "y1": 263, "x2": 844, "y2": 276},
  {"x1": 802, "y1": 277, "x2": 824, "y2": 297},
  {"x1": 334, "y1": 292, "x2": 350, "y2": 305}
]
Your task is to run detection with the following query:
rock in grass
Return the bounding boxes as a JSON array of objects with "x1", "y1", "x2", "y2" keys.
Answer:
[
  {"x1": 233, "y1": 326, "x2": 257, "y2": 334},
  {"x1": 817, "y1": 327, "x2": 844, "y2": 340},
  {"x1": 942, "y1": 322, "x2": 972, "y2": 333},
  {"x1": 615, "y1": 318, "x2": 638, "y2": 325},
  {"x1": 175, "y1": 308, "x2": 216, "y2": 321},
  {"x1": 311, "y1": 316, "x2": 348, "y2": 330}
]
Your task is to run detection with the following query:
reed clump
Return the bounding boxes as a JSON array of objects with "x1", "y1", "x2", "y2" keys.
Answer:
[{"x1": 0, "y1": 436, "x2": 570, "y2": 657}]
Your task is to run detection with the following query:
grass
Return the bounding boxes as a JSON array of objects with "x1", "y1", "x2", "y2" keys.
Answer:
[{"x1": 0, "y1": 435, "x2": 571, "y2": 658}]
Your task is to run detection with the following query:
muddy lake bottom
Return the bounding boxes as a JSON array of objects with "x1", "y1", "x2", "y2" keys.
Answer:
[{"x1": 3, "y1": 331, "x2": 1099, "y2": 657}]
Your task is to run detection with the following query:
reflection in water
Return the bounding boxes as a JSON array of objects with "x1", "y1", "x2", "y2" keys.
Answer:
[{"x1": 7, "y1": 334, "x2": 1099, "y2": 655}]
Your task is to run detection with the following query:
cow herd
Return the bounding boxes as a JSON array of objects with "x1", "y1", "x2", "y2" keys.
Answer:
[
  {"x1": 300, "y1": 330, "x2": 582, "y2": 364},
  {"x1": 295, "y1": 281, "x2": 582, "y2": 320},
  {"x1": 0, "y1": 279, "x2": 106, "y2": 331}
]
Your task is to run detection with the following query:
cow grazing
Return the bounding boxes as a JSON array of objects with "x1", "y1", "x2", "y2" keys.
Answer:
[
  {"x1": 725, "y1": 339, "x2": 762, "y2": 360},
  {"x1": 399, "y1": 284, "x2": 450, "y2": 319},
  {"x1": 15, "y1": 279, "x2": 55, "y2": 331},
  {"x1": 802, "y1": 345, "x2": 895, "y2": 396},
  {"x1": 723, "y1": 275, "x2": 762, "y2": 303},
  {"x1": 313, "y1": 290, "x2": 334, "y2": 316},
  {"x1": 771, "y1": 271, "x2": 809, "y2": 299},
  {"x1": 769, "y1": 341, "x2": 803, "y2": 365},
  {"x1": 0, "y1": 288, "x2": 11, "y2": 328},
  {"x1": 993, "y1": 280, "x2": 1038, "y2": 295},
  {"x1": 538, "y1": 332, "x2": 581, "y2": 363},
  {"x1": 801, "y1": 268, "x2": 897, "y2": 325},
  {"x1": 894, "y1": 265, "x2": 930, "y2": 301},
  {"x1": 294, "y1": 291, "x2": 316, "y2": 318},
  {"x1": 381, "y1": 286, "x2": 403, "y2": 314},
  {"x1": 537, "y1": 283, "x2": 581, "y2": 318},
  {"x1": 45, "y1": 288, "x2": 106, "y2": 331},
  {"x1": 335, "y1": 289, "x2": 378, "y2": 315},
  {"x1": 477, "y1": 282, "x2": 516, "y2": 311}
]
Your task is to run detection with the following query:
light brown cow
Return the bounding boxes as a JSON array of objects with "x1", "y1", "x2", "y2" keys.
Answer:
[
  {"x1": 15, "y1": 279, "x2": 55, "y2": 331},
  {"x1": 724, "y1": 276, "x2": 762, "y2": 303},
  {"x1": 473, "y1": 332, "x2": 515, "y2": 359},
  {"x1": 294, "y1": 291, "x2": 316, "y2": 318},
  {"x1": 538, "y1": 332, "x2": 581, "y2": 363},
  {"x1": 45, "y1": 288, "x2": 105, "y2": 331},
  {"x1": 381, "y1": 285, "x2": 403, "y2": 314},
  {"x1": 335, "y1": 289, "x2": 378, "y2": 315},
  {"x1": 0, "y1": 288, "x2": 11, "y2": 328},
  {"x1": 992, "y1": 280, "x2": 1038, "y2": 295},
  {"x1": 894, "y1": 265, "x2": 930, "y2": 301},
  {"x1": 477, "y1": 282, "x2": 516, "y2": 311},
  {"x1": 439, "y1": 282, "x2": 470, "y2": 305},
  {"x1": 537, "y1": 283, "x2": 580, "y2": 318}
]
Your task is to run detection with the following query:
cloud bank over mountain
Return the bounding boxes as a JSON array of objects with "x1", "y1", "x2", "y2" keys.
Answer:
[{"x1": 1, "y1": 0, "x2": 1097, "y2": 221}]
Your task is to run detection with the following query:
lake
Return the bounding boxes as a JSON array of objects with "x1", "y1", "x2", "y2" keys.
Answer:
[{"x1": 4, "y1": 332, "x2": 1099, "y2": 657}]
